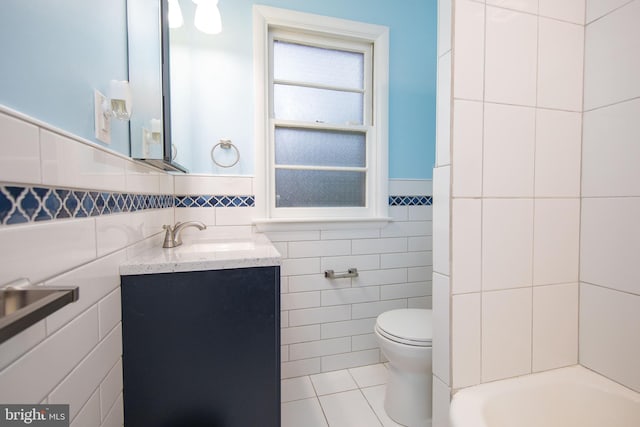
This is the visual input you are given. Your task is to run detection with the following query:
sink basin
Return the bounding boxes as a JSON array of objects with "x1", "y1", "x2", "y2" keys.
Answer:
[
  {"x1": 174, "y1": 241, "x2": 256, "y2": 253},
  {"x1": 120, "y1": 232, "x2": 281, "y2": 275}
]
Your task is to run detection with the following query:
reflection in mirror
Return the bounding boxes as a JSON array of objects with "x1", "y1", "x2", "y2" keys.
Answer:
[
  {"x1": 167, "y1": 0, "x2": 251, "y2": 174},
  {"x1": 127, "y1": 0, "x2": 187, "y2": 172}
]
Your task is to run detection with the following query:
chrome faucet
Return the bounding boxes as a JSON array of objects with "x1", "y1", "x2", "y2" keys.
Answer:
[{"x1": 162, "y1": 221, "x2": 207, "y2": 248}]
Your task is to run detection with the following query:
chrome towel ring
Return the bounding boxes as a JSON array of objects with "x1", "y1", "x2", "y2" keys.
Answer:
[{"x1": 211, "y1": 139, "x2": 240, "y2": 168}]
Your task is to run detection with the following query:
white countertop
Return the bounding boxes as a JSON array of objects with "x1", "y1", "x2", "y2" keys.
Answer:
[{"x1": 119, "y1": 232, "x2": 281, "y2": 275}]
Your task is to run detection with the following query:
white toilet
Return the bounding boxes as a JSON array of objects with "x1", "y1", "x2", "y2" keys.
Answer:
[{"x1": 375, "y1": 308, "x2": 433, "y2": 427}]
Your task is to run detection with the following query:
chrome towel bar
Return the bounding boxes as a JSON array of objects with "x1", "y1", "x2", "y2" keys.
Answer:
[{"x1": 324, "y1": 268, "x2": 359, "y2": 279}]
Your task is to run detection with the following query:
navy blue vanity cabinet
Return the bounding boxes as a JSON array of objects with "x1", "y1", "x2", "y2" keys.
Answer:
[{"x1": 121, "y1": 266, "x2": 280, "y2": 427}]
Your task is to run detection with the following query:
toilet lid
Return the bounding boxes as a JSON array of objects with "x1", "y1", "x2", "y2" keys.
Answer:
[{"x1": 376, "y1": 309, "x2": 433, "y2": 346}]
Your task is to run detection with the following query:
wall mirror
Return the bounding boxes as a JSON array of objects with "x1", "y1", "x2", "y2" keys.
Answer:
[
  {"x1": 127, "y1": 0, "x2": 187, "y2": 172},
  {"x1": 126, "y1": 1, "x2": 436, "y2": 177}
]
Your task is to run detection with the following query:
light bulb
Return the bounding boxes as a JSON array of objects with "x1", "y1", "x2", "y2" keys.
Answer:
[
  {"x1": 168, "y1": 0, "x2": 184, "y2": 29},
  {"x1": 193, "y1": 0, "x2": 222, "y2": 34},
  {"x1": 109, "y1": 80, "x2": 132, "y2": 120}
]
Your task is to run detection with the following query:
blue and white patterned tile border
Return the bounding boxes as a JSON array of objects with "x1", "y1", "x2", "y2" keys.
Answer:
[
  {"x1": 389, "y1": 195, "x2": 433, "y2": 206},
  {"x1": 0, "y1": 184, "x2": 173, "y2": 226},
  {"x1": 174, "y1": 195, "x2": 255, "y2": 208},
  {"x1": 0, "y1": 183, "x2": 431, "y2": 227}
]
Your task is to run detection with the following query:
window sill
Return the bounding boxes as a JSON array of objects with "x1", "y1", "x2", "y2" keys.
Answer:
[{"x1": 253, "y1": 217, "x2": 392, "y2": 232}]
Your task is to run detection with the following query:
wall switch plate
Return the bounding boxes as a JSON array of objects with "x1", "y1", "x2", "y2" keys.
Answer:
[{"x1": 94, "y1": 90, "x2": 111, "y2": 144}]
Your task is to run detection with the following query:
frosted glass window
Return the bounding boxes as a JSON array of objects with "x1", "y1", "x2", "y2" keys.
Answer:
[
  {"x1": 276, "y1": 169, "x2": 366, "y2": 207},
  {"x1": 263, "y1": 20, "x2": 385, "y2": 217},
  {"x1": 275, "y1": 127, "x2": 365, "y2": 168},
  {"x1": 273, "y1": 40, "x2": 364, "y2": 89},
  {"x1": 274, "y1": 84, "x2": 363, "y2": 125}
]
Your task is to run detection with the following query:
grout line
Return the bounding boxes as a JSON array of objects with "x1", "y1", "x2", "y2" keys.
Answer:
[
  {"x1": 308, "y1": 372, "x2": 321, "y2": 397},
  {"x1": 585, "y1": 0, "x2": 636, "y2": 25},
  {"x1": 577, "y1": 5, "x2": 587, "y2": 366},
  {"x1": 485, "y1": 1, "x2": 586, "y2": 26},
  {"x1": 313, "y1": 394, "x2": 331, "y2": 427},
  {"x1": 453, "y1": 97, "x2": 582, "y2": 114},
  {"x1": 530, "y1": 5, "x2": 541, "y2": 374},
  {"x1": 283, "y1": 364, "x2": 393, "y2": 427},
  {"x1": 583, "y1": 95, "x2": 640, "y2": 114},
  {"x1": 358, "y1": 387, "x2": 385, "y2": 427},
  {"x1": 478, "y1": 0, "x2": 487, "y2": 385},
  {"x1": 580, "y1": 281, "x2": 640, "y2": 298}
]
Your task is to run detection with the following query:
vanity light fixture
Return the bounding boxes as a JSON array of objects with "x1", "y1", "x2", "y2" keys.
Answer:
[
  {"x1": 168, "y1": 0, "x2": 184, "y2": 28},
  {"x1": 106, "y1": 80, "x2": 133, "y2": 120},
  {"x1": 193, "y1": 0, "x2": 222, "y2": 35},
  {"x1": 93, "y1": 80, "x2": 133, "y2": 144},
  {"x1": 142, "y1": 118, "x2": 163, "y2": 156}
]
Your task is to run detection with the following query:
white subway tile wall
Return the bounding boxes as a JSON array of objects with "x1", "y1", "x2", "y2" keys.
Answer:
[
  {"x1": 48, "y1": 325, "x2": 122, "y2": 420},
  {"x1": 0, "y1": 107, "x2": 433, "y2": 426},
  {"x1": 99, "y1": 359, "x2": 123, "y2": 422},
  {"x1": 0, "y1": 220, "x2": 97, "y2": 285},
  {"x1": 0, "y1": 108, "x2": 172, "y2": 426},
  {"x1": 173, "y1": 174, "x2": 253, "y2": 196},
  {"x1": 0, "y1": 321, "x2": 46, "y2": 371},
  {"x1": 0, "y1": 113, "x2": 41, "y2": 184},
  {"x1": 581, "y1": 0, "x2": 640, "y2": 393},
  {"x1": 40, "y1": 130, "x2": 127, "y2": 191},
  {"x1": 69, "y1": 389, "x2": 101, "y2": 427},
  {"x1": 267, "y1": 179, "x2": 433, "y2": 378}
]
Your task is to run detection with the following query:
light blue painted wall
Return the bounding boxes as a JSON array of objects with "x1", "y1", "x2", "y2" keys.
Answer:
[
  {"x1": 0, "y1": 0, "x2": 130, "y2": 156},
  {"x1": 171, "y1": 0, "x2": 437, "y2": 179},
  {"x1": 0, "y1": 1, "x2": 437, "y2": 177}
]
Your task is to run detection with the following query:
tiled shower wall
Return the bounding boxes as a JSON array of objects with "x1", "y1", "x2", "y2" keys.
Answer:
[
  {"x1": 0, "y1": 108, "x2": 173, "y2": 426},
  {"x1": 174, "y1": 175, "x2": 434, "y2": 379},
  {"x1": 436, "y1": 0, "x2": 587, "y2": 418},
  {"x1": 580, "y1": 0, "x2": 640, "y2": 393},
  {"x1": 432, "y1": 0, "x2": 452, "y2": 425}
]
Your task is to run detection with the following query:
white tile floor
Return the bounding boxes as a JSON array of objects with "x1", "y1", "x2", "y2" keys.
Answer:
[{"x1": 281, "y1": 363, "x2": 405, "y2": 427}]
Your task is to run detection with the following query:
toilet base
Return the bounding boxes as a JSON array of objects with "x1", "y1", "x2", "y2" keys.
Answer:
[{"x1": 384, "y1": 364, "x2": 432, "y2": 427}]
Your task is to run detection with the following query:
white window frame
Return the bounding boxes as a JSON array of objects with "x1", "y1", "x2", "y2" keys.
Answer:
[{"x1": 253, "y1": 5, "x2": 389, "y2": 225}]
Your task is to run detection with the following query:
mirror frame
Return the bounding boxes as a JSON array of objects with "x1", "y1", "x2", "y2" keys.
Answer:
[{"x1": 129, "y1": 0, "x2": 187, "y2": 173}]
